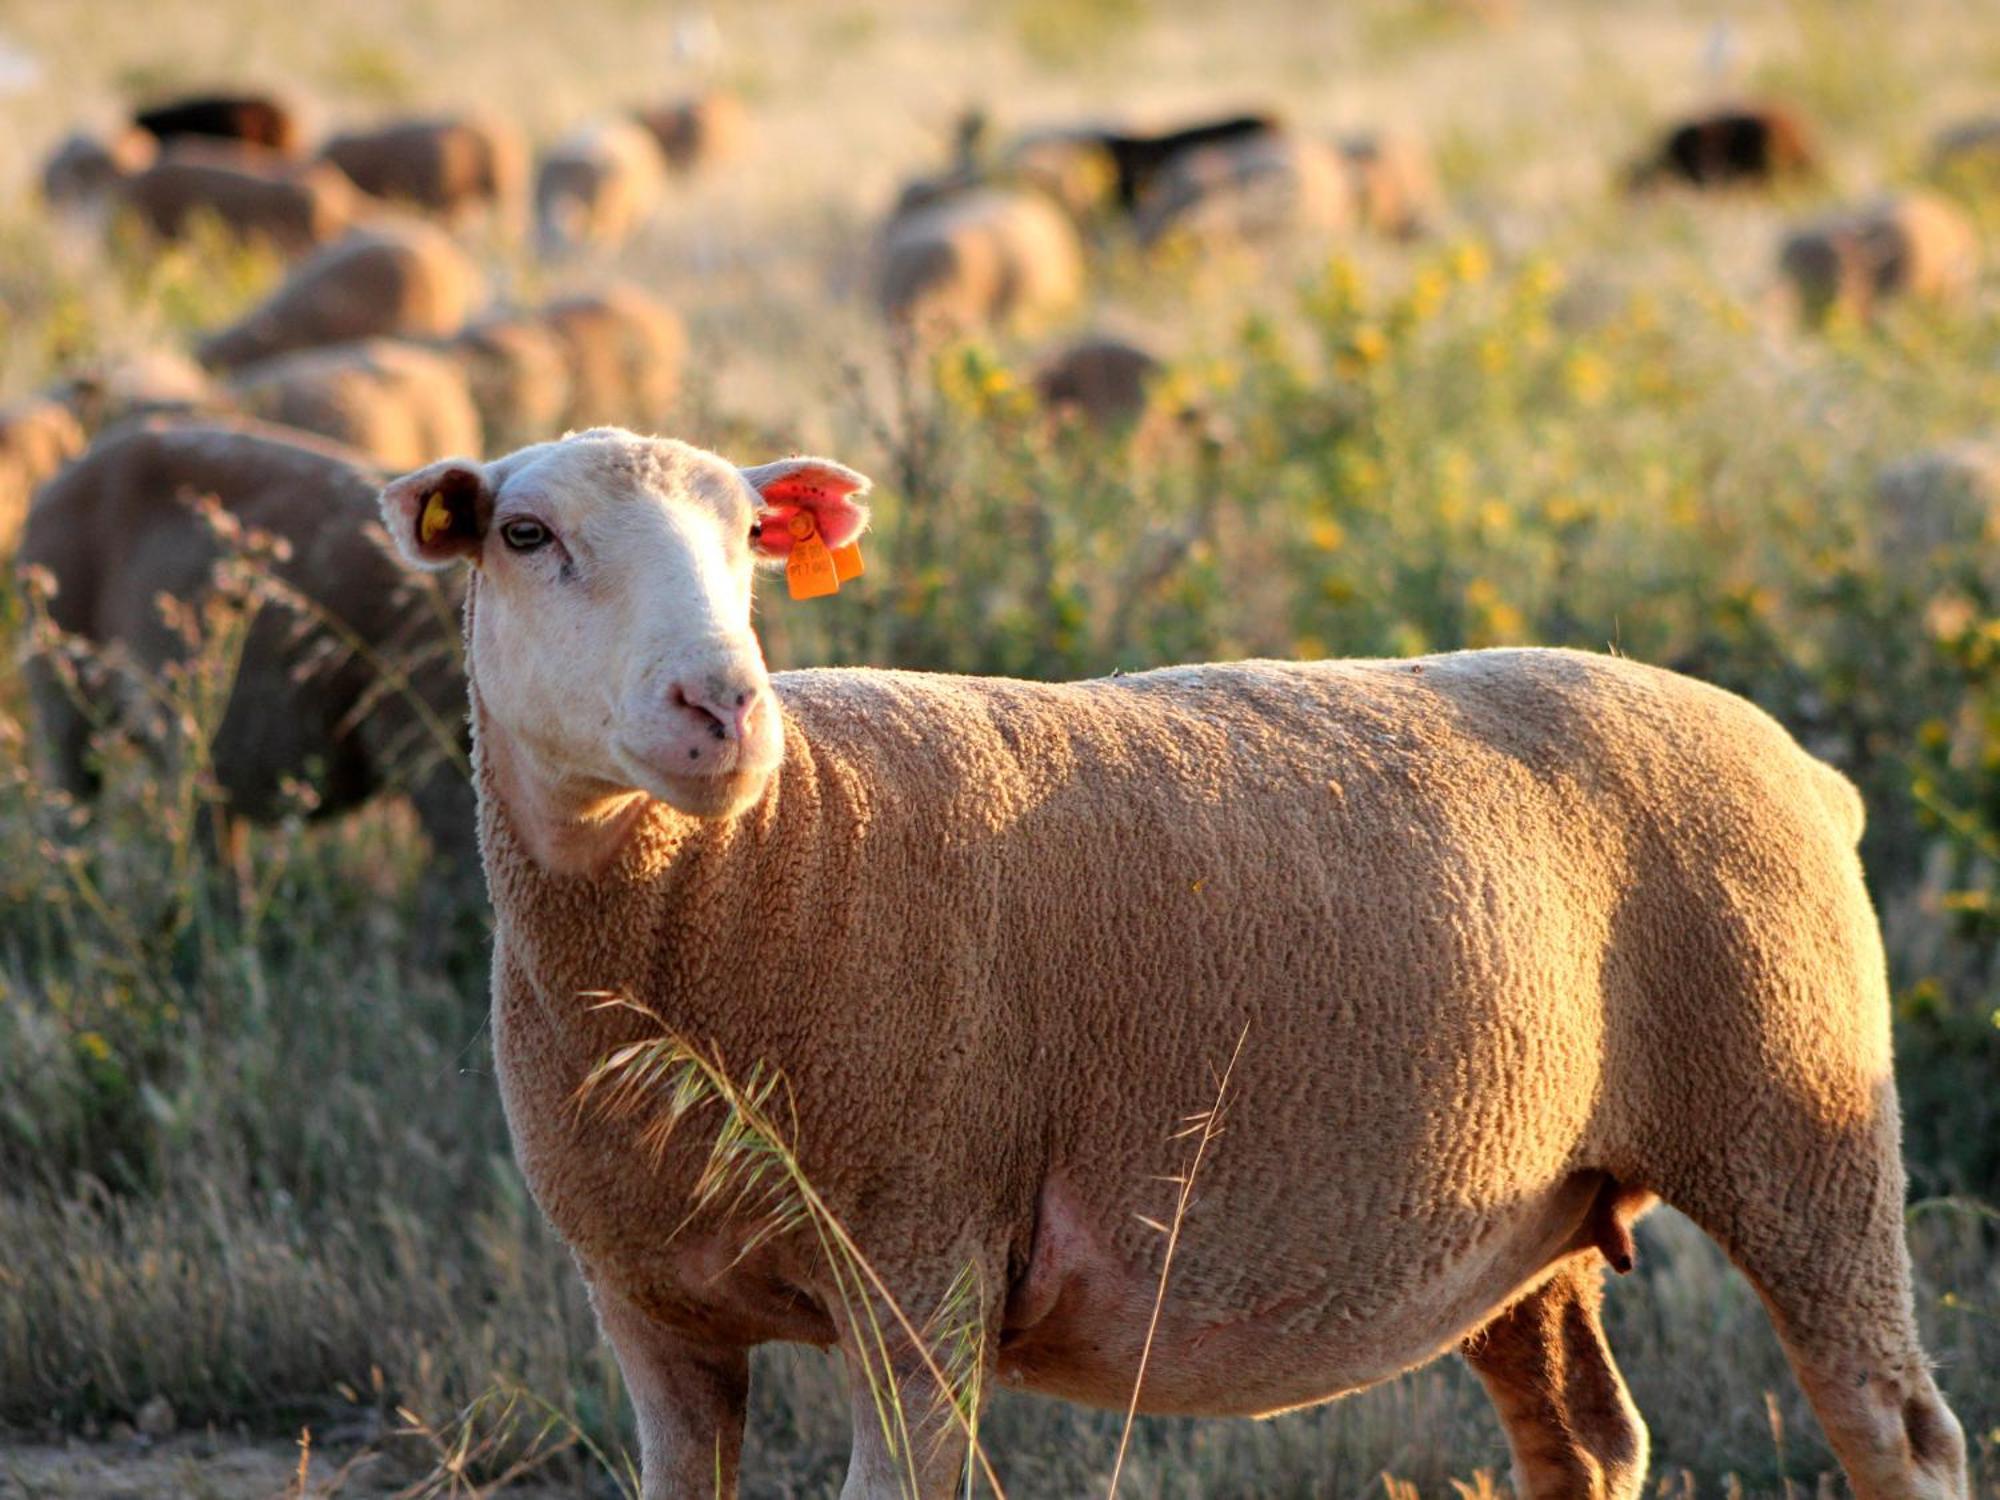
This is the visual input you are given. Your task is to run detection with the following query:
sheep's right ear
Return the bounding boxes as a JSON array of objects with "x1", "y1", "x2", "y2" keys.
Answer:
[{"x1": 380, "y1": 459, "x2": 492, "y2": 569}]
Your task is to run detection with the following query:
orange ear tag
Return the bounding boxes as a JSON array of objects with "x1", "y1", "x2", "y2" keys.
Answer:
[
  {"x1": 831, "y1": 540, "x2": 864, "y2": 582},
  {"x1": 785, "y1": 511, "x2": 841, "y2": 600}
]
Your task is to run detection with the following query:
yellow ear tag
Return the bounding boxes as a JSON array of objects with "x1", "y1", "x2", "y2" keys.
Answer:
[
  {"x1": 419, "y1": 489, "x2": 452, "y2": 546},
  {"x1": 785, "y1": 512, "x2": 841, "y2": 600}
]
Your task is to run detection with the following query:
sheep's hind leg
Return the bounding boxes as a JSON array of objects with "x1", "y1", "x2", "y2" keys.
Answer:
[
  {"x1": 1460, "y1": 1255, "x2": 1648, "y2": 1500},
  {"x1": 590, "y1": 1281, "x2": 749, "y2": 1500},
  {"x1": 1665, "y1": 1101, "x2": 1967, "y2": 1500}
]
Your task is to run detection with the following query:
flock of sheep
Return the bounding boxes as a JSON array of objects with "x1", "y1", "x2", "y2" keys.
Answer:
[{"x1": 3, "y1": 83, "x2": 1999, "y2": 862}]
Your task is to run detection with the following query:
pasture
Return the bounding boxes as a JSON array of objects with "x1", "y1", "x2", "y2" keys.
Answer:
[{"x1": 0, "y1": 0, "x2": 1997, "y2": 1494}]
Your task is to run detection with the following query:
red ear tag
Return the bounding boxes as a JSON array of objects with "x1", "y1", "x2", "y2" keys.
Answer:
[{"x1": 785, "y1": 511, "x2": 841, "y2": 600}]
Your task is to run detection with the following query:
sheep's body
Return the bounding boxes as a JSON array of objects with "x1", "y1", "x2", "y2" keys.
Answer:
[
  {"x1": 534, "y1": 121, "x2": 667, "y2": 255},
  {"x1": 1135, "y1": 132, "x2": 1351, "y2": 250},
  {"x1": 1780, "y1": 193, "x2": 1979, "y2": 325},
  {"x1": 876, "y1": 187, "x2": 1084, "y2": 332},
  {"x1": 116, "y1": 144, "x2": 359, "y2": 255},
  {"x1": 482, "y1": 644, "x2": 1960, "y2": 1493},
  {"x1": 20, "y1": 419, "x2": 471, "y2": 858},
  {"x1": 198, "y1": 225, "x2": 485, "y2": 371},
  {"x1": 227, "y1": 338, "x2": 483, "y2": 469},
  {"x1": 444, "y1": 314, "x2": 574, "y2": 450},
  {"x1": 320, "y1": 115, "x2": 528, "y2": 224},
  {"x1": 0, "y1": 398, "x2": 85, "y2": 556},
  {"x1": 537, "y1": 286, "x2": 685, "y2": 431}
]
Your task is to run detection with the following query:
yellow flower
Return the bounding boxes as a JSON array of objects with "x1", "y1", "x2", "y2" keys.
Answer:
[
  {"x1": 78, "y1": 1031, "x2": 111, "y2": 1062},
  {"x1": 1564, "y1": 351, "x2": 1612, "y2": 406},
  {"x1": 1450, "y1": 241, "x2": 1491, "y2": 285},
  {"x1": 1478, "y1": 336, "x2": 1508, "y2": 374},
  {"x1": 1478, "y1": 499, "x2": 1512, "y2": 535},
  {"x1": 1350, "y1": 324, "x2": 1389, "y2": 365},
  {"x1": 1309, "y1": 517, "x2": 1346, "y2": 552},
  {"x1": 1294, "y1": 635, "x2": 1327, "y2": 660}
]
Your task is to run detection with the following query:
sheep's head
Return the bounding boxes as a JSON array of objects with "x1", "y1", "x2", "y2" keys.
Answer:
[{"x1": 380, "y1": 428, "x2": 871, "y2": 822}]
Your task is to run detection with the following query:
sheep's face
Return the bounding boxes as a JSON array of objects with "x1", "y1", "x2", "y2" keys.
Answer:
[{"x1": 380, "y1": 429, "x2": 871, "y2": 821}]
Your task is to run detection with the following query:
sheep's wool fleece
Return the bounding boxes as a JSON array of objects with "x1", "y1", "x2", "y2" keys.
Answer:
[{"x1": 483, "y1": 646, "x2": 1897, "y2": 1413}]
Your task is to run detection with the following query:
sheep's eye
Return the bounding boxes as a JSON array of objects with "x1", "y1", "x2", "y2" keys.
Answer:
[{"x1": 500, "y1": 519, "x2": 550, "y2": 552}]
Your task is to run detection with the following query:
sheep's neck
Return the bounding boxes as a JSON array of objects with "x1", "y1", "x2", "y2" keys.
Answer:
[{"x1": 479, "y1": 715, "x2": 654, "y2": 878}]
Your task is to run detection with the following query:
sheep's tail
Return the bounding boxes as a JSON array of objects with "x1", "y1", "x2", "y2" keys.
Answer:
[{"x1": 1809, "y1": 757, "x2": 1867, "y2": 847}]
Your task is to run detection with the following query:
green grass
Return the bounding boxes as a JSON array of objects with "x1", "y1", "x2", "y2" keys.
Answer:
[{"x1": 1, "y1": 0, "x2": 1999, "y2": 1494}]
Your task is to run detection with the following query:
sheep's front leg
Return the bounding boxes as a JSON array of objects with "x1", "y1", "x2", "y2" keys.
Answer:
[
  {"x1": 592, "y1": 1281, "x2": 749, "y2": 1499},
  {"x1": 840, "y1": 1344, "x2": 985, "y2": 1500}
]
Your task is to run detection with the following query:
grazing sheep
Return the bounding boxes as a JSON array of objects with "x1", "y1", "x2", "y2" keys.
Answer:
[
  {"x1": 1931, "y1": 116, "x2": 2000, "y2": 184},
  {"x1": 877, "y1": 187, "x2": 1084, "y2": 332},
  {"x1": 47, "y1": 350, "x2": 228, "y2": 432},
  {"x1": 227, "y1": 339, "x2": 483, "y2": 469},
  {"x1": 379, "y1": 426, "x2": 1967, "y2": 1500},
  {"x1": 1000, "y1": 125, "x2": 1123, "y2": 220},
  {"x1": 1779, "y1": 192, "x2": 1980, "y2": 325},
  {"x1": 1875, "y1": 440, "x2": 2000, "y2": 564},
  {"x1": 319, "y1": 114, "x2": 528, "y2": 224},
  {"x1": 1339, "y1": 132, "x2": 1437, "y2": 238},
  {"x1": 40, "y1": 127, "x2": 158, "y2": 217},
  {"x1": 534, "y1": 121, "x2": 668, "y2": 255},
  {"x1": 1630, "y1": 104, "x2": 1818, "y2": 190},
  {"x1": 1135, "y1": 131, "x2": 1351, "y2": 250},
  {"x1": 20, "y1": 418, "x2": 471, "y2": 862},
  {"x1": 537, "y1": 286, "x2": 685, "y2": 431},
  {"x1": 197, "y1": 224, "x2": 486, "y2": 371},
  {"x1": 0, "y1": 399, "x2": 85, "y2": 556},
  {"x1": 114, "y1": 143, "x2": 359, "y2": 254},
  {"x1": 133, "y1": 92, "x2": 301, "y2": 155},
  {"x1": 1100, "y1": 112, "x2": 1281, "y2": 212},
  {"x1": 443, "y1": 314, "x2": 574, "y2": 450},
  {"x1": 1034, "y1": 335, "x2": 1161, "y2": 426},
  {"x1": 631, "y1": 91, "x2": 747, "y2": 173}
]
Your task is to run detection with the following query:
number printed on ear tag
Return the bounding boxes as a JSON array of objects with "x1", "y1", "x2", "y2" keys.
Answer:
[{"x1": 785, "y1": 512, "x2": 841, "y2": 600}]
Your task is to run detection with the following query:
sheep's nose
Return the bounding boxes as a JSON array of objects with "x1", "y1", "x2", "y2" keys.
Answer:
[{"x1": 669, "y1": 679, "x2": 764, "y2": 743}]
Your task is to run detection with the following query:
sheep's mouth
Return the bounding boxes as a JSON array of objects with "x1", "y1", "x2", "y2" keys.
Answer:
[{"x1": 613, "y1": 743, "x2": 778, "y2": 819}]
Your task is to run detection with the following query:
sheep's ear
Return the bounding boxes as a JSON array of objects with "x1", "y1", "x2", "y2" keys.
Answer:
[
  {"x1": 742, "y1": 456, "x2": 872, "y2": 563},
  {"x1": 380, "y1": 459, "x2": 492, "y2": 569}
]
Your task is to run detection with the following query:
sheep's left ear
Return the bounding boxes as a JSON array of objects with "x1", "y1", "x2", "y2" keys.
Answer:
[
  {"x1": 742, "y1": 457, "x2": 872, "y2": 562},
  {"x1": 380, "y1": 458, "x2": 493, "y2": 569}
]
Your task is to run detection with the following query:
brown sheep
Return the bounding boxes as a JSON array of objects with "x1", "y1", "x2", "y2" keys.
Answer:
[
  {"x1": 20, "y1": 417, "x2": 471, "y2": 863},
  {"x1": 1134, "y1": 131, "x2": 1352, "y2": 251},
  {"x1": 40, "y1": 127, "x2": 158, "y2": 218},
  {"x1": 1339, "y1": 132, "x2": 1438, "y2": 238},
  {"x1": 114, "y1": 142, "x2": 360, "y2": 255},
  {"x1": 377, "y1": 428, "x2": 1967, "y2": 1499},
  {"x1": 1779, "y1": 192, "x2": 1980, "y2": 325},
  {"x1": 876, "y1": 187, "x2": 1084, "y2": 333},
  {"x1": 1874, "y1": 439, "x2": 2000, "y2": 565},
  {"x1": 197, "y1": 224, "x2": 486, "y2": 371},
  {"x1": 537, "y1": 286, "x2": 685, "y2": 431},
  {"x1": 226, "y1": 340, "x2": 483, "y2": 469},
  {"x1": 1931, "y1": 116, "x2": 2000, "y2": 184},
  {"x1": 319, "y1": 114, "x2": 528, "y2": 225},
  {"x1": 442, "y1": 314, "x2": 575, "y2": 450},
  {"x1": 630, "y1": 91, "x2": 747, "y2": 174},
  {"x1": 0, "y1": 398, "x2": 86, "y2": 556},
  {"x1": 46, "y1": 351, "x2": 229, "y2": 433},
  {"x1": 1630, "y1": 104, "x2": 1819, "y2": 190},
  {"x1": 134, "y1": 92, "x2": 301, "y2": 155},
  {"x1": 1034, "y1": 335, "x2": 1162, "y2": 426},
  {"x1": 534, "y1": 121, "x2": 668, "y2": 255}
]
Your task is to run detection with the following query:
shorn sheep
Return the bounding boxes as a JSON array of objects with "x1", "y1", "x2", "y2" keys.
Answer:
[{"x1": 380, "y1": 427, "x2": 1966, "y2": 1500}]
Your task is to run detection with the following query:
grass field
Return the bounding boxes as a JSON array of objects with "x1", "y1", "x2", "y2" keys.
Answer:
[{"x1": 1, "y1": 0, "x2": 1998, "y2": 1494}]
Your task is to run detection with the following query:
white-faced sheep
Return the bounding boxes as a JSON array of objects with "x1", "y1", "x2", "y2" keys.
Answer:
[{"x1": 376, "y1": 426, "x2": 1967, "y2": 1500}]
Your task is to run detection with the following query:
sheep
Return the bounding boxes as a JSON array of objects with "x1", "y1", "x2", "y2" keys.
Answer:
[
  {"x1": 534, "y1": 120, "x2": 668, "y2": 255},
  {"x1": 318, "y1": 114, "x2": 528, "y2": 225},
  {"x1": 197, "y1": 224, "x2": 486, "y2": 371},
  {"x1": 0, "y1": 398, "x2": 85, "y2": 557},
  {"x1": 1134, "y1": 130, "x2": 1352, "y2": 251},
  {"x1": 1339, "y1": 131, "x2": 1438, "y2": 238},
  {"x1": 1779, "y1": 192, "x2": 1980, "y2": 325},
  {"x1": 19, "y1": 417, "x2": 471, "y2": 865},
  {"x1": 47, "y1": 350, "x2": 227, "y2": 432},
  {"x1": 630, "y1": 91, "x2": 747, "y2": 174},
  {"x1": 226, "y1": 339, "x2": 483, "y2": 470},
  {"x1": 1033, "y1": 334, "x2": 1162, "y2": 427},
  {"x1": 536, "y1": 286, "x2": 685, "y2": 431},
  {"x1": 1874, "y1": 439, "x2": 2000, "y2": 567},
  {"x1": 442, "y1": 313, "x2": 575, "y2": 450},
  {"x1": 114, "y1": 143, "x2": 360, "y2": 255},
  {"x1": 133, "y1": 92, "x2": 301, "y2": 155},
  {"x1": 1628, "y1": 104, "x2": 1819, "y2": 190},
  {"x1": 40, "y1": 127, "x2": 158, "y2": 218},
  {"x1": 377, "y1": 425, "x2": 1967, "y2": 1500},
  {"x1": 1931, "y1": 116, "x2": 2000, "y2": 185},
  {"x1": 876, "y1": 187, "x2": 1084, "y2": 333}
]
